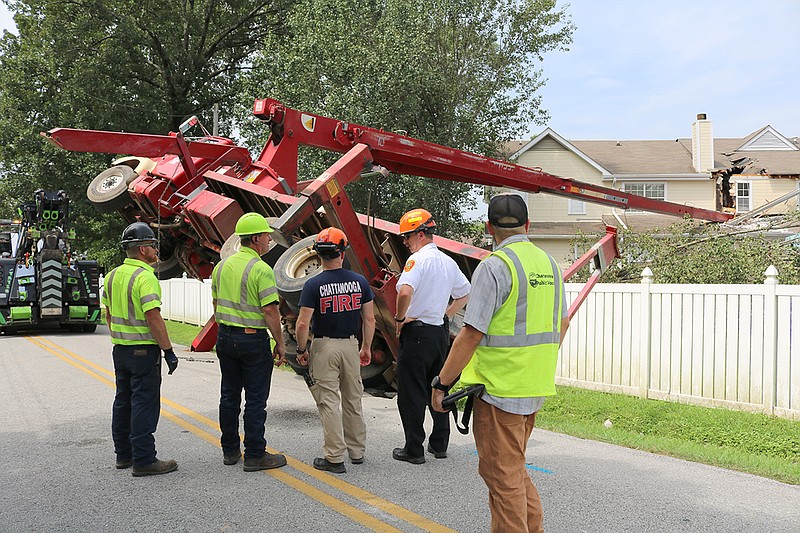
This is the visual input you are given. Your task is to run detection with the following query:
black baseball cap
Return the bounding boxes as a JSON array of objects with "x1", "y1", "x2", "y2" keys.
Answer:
[{"x1": 488, "y1": 193, "x2": 528, "y2": 228}]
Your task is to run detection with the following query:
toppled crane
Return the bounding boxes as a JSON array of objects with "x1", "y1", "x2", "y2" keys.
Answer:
[{"x1": 42, "y1": 99, "x2": 731, "y2": 385}]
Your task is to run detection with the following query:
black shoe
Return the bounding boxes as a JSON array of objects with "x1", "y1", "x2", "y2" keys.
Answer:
[
  {"x1": 427, "y1": 444, "x2": 447, "y2": 459},
  {"x1": 313, "y1": 457, "x2": 346, "y2": 474},
  {"x1": 392, "y1": 447, "x2": 425, "y2": 464},
  {"x1": 223, "y1": 450, "x2": 241, "y2": 465},
  {"x1": 350, "y1": 456, "x2": 364, "y2": 464},
  {"x1": 115, "y1": 457, "x2": 132, "y2": 469},
  {"x1": 132, "y1": 459, "x2": 178, "y2": 477},
  {"x1": 243, "y1": 452, "x2": 287, "y2": 472}
]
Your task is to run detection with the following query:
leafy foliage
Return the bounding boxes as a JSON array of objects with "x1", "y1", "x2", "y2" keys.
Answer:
[
  {"x1": 238, "y1": 0, "x2": 574, "y2": 237},
  {"x1": 0, "y1": 0, "x2": 572, "y2": 264},
  {"x1": 569, "y1": 218, "x2": 800, "y2": 284},
  {"x1": 0, "y1": 0, "x2": 286, "y2": 265}
]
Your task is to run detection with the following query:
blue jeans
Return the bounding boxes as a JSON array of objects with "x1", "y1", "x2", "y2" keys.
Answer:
[
  {"x1": 216, "y1": 325, "x2": 274, "y2": 459},
  {"x1": 111, "y1": 344, "x2": 162, "y2": 467}
]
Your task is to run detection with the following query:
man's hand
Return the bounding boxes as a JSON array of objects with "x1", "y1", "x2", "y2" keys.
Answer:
[
  {"x1": 431, "y1": 389, "x2": 446, "y2": 413},
  {"x1": 273, "y1": 342, "x2": 287, "y2": 367},
  {"x1": 395, "y1": 318, "x2": 406, "y2": 338},
  {"x1": 359, "y1": 347, "x2": 371, "y2": 367},
  {"x1": 163, "y1": 348, "x2": 178, "y2": 375},
  {"x1": 296, "y1": 349, "x2": 309, "y2": 366}
]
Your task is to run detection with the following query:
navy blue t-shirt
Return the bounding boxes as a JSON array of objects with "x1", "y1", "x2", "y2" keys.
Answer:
[{"x1": 298, "y1": 268, "x2": 375, "y2": 338}]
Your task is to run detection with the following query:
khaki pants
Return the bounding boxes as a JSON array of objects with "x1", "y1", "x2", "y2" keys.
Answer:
[
  {"x1": 309, "y1": 337, "x2": 366, "y2": 463},
  {"x1": 473, "y1": 398, "x2": 543, "y2": 533}
]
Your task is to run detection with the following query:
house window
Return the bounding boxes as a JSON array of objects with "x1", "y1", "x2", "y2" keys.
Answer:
[
  {"x1": 736, "y1": 182, "x2": 751, "y2": 212},
  {"x1": 623, "y1": 183, "x2": 665, "y2": 211},
  {"x1": 568, "y1": 199, "x2": 586, "y2": 215}
]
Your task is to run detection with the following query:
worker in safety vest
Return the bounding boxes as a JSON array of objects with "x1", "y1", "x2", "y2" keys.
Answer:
[
  {"x1": 295, "y1": 227, "x2": 376, "y2": 474},
  {"x1": 211, "y1": 212, "x2": 287, "y2": 471},
  {"x1": 103, "y1": 221, "x2": 178, "y2": 477},
  {"x1": 432, "y1": 193, "x2": 569, "y2": 533},
  {"x1": 393, "y1": 208, "x2": 470, "y2": 464}
]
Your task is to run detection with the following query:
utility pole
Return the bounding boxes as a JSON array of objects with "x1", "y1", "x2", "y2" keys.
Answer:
[{"x1": 213, "y1": 103, "x2": 219, "y2": 136}]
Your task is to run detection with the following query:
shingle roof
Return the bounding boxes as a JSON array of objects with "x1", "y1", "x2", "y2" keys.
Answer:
[
  {"x1": 570, "y1": 140, "x2": 696, "y2": 175},
  {"x1": 513, "y1": 126, "x2": 800, "y2": 177},
  {"x1": 714, "y1": 137, "x2": 800, "y2": 175}
]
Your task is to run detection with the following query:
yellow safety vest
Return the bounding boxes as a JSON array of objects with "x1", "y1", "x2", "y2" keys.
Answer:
[
  {"x1": 102, "y1": 258, "x2": 161, "y2": 345},
  {"x1": 461, "y1": 241, "x2": 563, "y2": 397},
  {"x1": 211, "y1": 246, "x2": 279, "y2": 328}
]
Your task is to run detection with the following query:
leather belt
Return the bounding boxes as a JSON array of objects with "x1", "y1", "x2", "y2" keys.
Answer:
[
  {"x1": 219, "y1": 324, "x2": 263, "y2": 334},
  {"x1": 404, "y1": 320, "x2": 440, "y2": 328}
]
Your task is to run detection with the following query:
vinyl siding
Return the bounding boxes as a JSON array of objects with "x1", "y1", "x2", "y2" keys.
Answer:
[
  {"x1": 517, "y1": 139, "x2": 605, "y2": 222},
  {"x1": 529, "y1": 238, "x2": 576, "y2": 269},
  {"x1": 615, "y1": 179, "x2": 716, "y2": 211},
  {"x1": 738, "y1": 176, "x2": 800, "y2": 214}
]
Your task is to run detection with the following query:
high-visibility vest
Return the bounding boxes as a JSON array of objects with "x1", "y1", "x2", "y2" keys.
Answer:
[
  {"x1": 461, "y1": 241, "x2": 563, "y2": 397},
  {"x1": 102, "y1": 258, "x2": 161, "y2": 345},
  {"x1": 211, "y1": 246, "x2": 279, "y2": 328}
]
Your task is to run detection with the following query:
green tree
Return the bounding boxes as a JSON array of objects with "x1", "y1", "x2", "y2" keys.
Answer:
[
  {"x1": 0, "y1": 0, "x2": 286, "y2": 264},
  {"x1": 569, "y1": 218, "x2": 800, "y2": 284},
  {"x1": 238, "y1": 0, "x2": 574, "y2": 238}
]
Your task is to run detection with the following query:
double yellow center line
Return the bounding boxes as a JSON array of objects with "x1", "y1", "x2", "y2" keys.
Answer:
[{"x1": 26, "y1": 336, "x2": 456, "y2": 533}]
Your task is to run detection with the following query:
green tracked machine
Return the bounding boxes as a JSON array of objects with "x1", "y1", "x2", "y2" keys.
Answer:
[{"x1": 0, "y1": 190, "x2": 102, "y2": 334}]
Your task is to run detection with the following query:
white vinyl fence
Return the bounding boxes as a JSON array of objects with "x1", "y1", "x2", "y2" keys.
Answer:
[
  {"x1": 159, "y1": 277, "x2": 214, "y2": 327},
  {"x1": 562, "y1": 266, "x2": 799, "y2": 420},
  {"x1": 158, "y1": 267, "x2": 800, "y2": 420}
]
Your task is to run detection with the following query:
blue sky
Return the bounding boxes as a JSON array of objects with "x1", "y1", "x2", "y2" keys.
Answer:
[
  {"x1": 1, "y1": 1, "x2": 797, "y2": 143},
  {"x1": 537, "y1": 0, "x2": 799, "y2": 141}
]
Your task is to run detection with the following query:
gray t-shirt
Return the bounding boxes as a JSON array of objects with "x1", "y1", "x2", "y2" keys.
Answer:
[{"x1": 463, "y1": 234, "x2": 567, "y2": 415}]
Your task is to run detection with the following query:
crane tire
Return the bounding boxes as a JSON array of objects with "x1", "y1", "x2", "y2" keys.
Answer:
[{"x1": 87, "y1": 165, "x2": 136, "y2": 213}]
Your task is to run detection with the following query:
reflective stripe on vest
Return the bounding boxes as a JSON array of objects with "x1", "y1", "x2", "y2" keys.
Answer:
[
  {"x1": 461, "y1": 241, "x2": 562, "y2": 397},
  {"x1": 478, "y1": 247, "x2": 561, "y2": 347},
  {"x1": 107, "y1": 267, "x2": 156, "y2": 342},
  {"x1": 214, "y1": 256, "x2": 267, "y2": 328}
]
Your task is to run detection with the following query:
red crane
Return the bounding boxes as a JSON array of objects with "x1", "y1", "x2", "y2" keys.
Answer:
[{"x1": 43, "y1": 99, "x2": 732, "y2": 386}]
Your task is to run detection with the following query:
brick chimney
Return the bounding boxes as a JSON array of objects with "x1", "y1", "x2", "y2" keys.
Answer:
[{"x1": 691, "y1": 113, "x2": 714, "y2": 172}]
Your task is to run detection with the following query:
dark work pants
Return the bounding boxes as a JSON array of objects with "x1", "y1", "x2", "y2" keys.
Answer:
[
  {"x1": 112, "y1": 344, "x2": 162, "y2": 467},
  {"x1": 396, "y1": 322, "x2": 450, "y2": 457},
  {"x1": 216, "y1": 326, "x2": 274, "y2": 459}
]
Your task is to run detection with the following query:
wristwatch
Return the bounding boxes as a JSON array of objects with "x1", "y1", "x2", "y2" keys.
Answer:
[
  {"x1": 431, "y1": 375, "x2": 451, "y2": 392},
  {"x1": 296, "y1": 345, "x2": 308, "y2": 354}
]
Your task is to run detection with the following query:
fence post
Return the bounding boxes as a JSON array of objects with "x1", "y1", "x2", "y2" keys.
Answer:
[
  {"x1": 638, "y1": 267, "x2": 654, "y2": 399},
  {"x1": 763, "y1": 265, "x2": 779, "y2": 415},
  {"x1": 181, "y1": 273, "x2": 188, "y2": 324}
]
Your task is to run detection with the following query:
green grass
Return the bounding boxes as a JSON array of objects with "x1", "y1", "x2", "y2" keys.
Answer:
[
  {"x1": 538, "y1": 387, "x2": 800, "y2": 485},
  {"x1": 165, "y1": 320, "x2": 207, "y2": 350},
  {"x1": 164, "y1": 320, "x2": 799, "y2": 484}
]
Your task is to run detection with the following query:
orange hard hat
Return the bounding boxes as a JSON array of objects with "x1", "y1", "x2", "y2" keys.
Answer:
[
  {"x1": 314, "y1": 227, "x2": 349, "y2": 257},
  {"x1": 398, "y1": 208, "x2": 436, "y2": 236}
]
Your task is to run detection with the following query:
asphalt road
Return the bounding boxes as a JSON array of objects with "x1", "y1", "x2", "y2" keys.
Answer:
[{"x1": 1, "y1": 327, "x2": 798, "y2": 532}]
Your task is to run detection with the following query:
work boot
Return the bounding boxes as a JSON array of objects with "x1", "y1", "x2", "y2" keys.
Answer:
[
  {"x1": 427, "y1": 444, "x2": 447, "y2": 459},
  {"x1": 243, "y1": 452, "x2": 287, "y2": 472},
  {"x1": 392, "y1": 447, "x2": 425, "y2": 464},
  {"x1": 132, "y1": 459, "x2": 178, "y2": 477},
  {"x1": 115, "y1": 457, "x2": 133, "y2": 469},
  {"x1": 350, "y1": 456, "x2": 364, "y2": 464},
  {"x1": 223, "y1": 450, "x2": 241, "y2": 466},
  {"x1": 313, "y1": 457, "x2": 346, "y2": 474}
]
